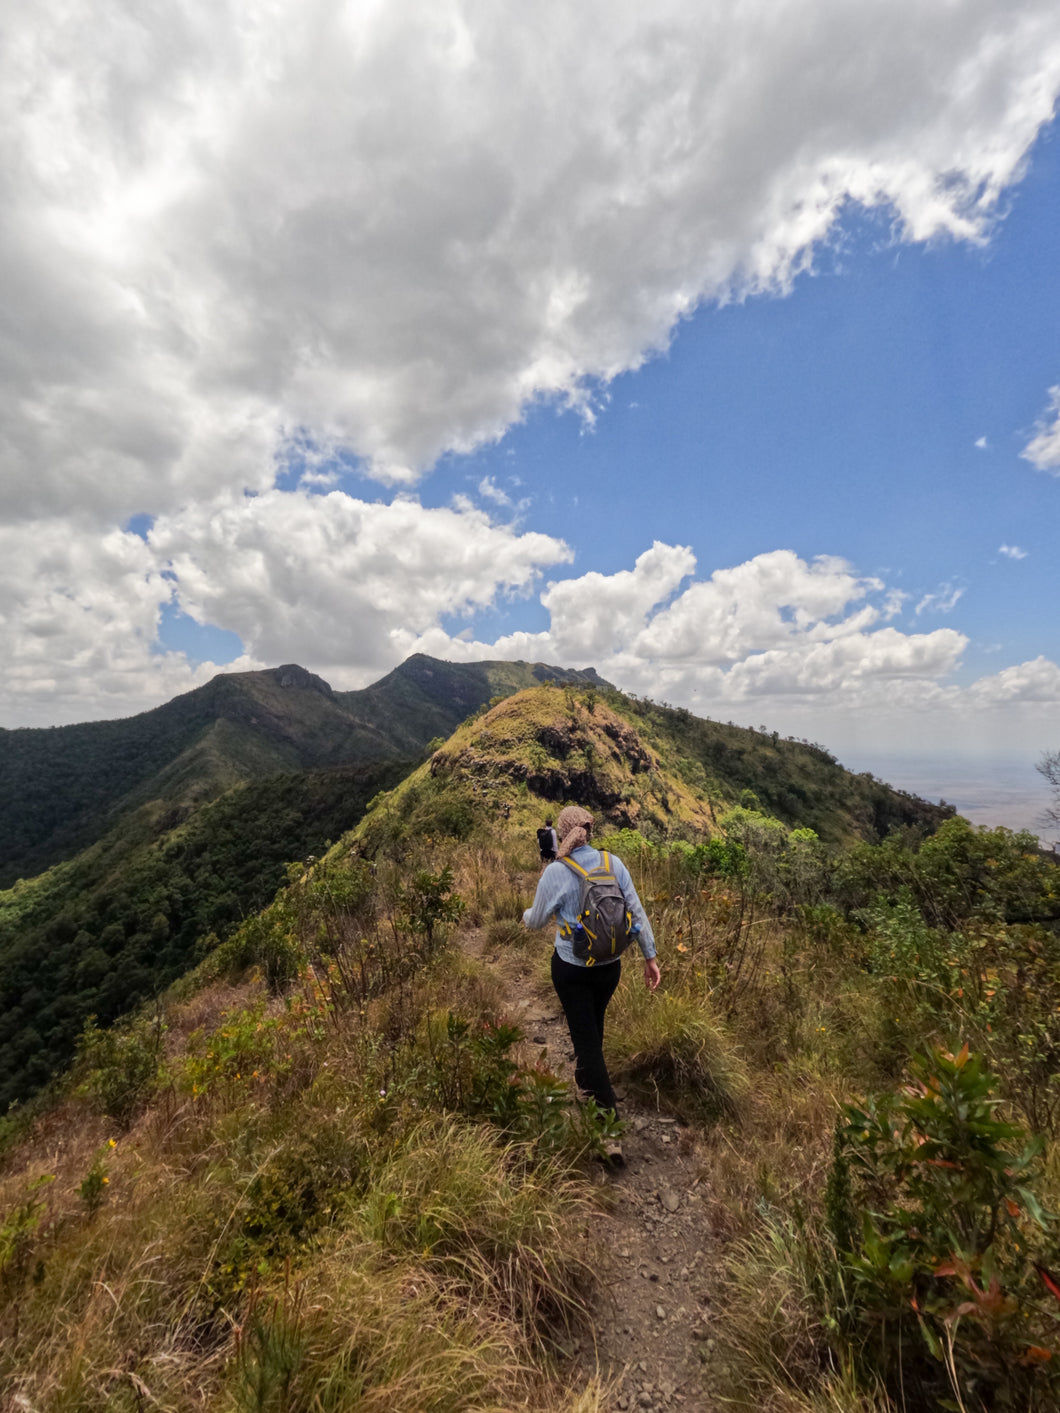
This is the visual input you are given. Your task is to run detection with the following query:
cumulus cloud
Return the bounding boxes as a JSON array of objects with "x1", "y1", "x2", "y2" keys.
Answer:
[
  {"x1": 4, "y1": 2, "x2": 1060, "y2": 746},
  {"x1": 0, "y1": 490, "x2": 572, "y2": 723},
  {"x1": 970, "y1": 656, "x2": 1060, "y2": 704},
  {"x1": 404, "y1": 545, "x2": 970, "y2": 713},
  {"x1": 3, "y1": 0, "x2": 1060, "y2": 523},
  {"x1": 0, "y1": 519, "x2": 261, "y2": 725},
  {"x1": 150, "y1": 489, "x2": 572, "y2": 681},
  {"x1": 6, "y1": 516, "x2": 1059, "y2": 761},
  {"x1": 1022, "y1": 385, "x2": 1060, "y2": 472},
  {"x1": 999, "y1": 543, "x2": 1028, "y2": 558}
]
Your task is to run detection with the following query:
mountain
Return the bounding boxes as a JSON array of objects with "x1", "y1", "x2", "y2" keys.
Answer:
[
  {"x1": 357, "y1": 682, "x2": 953, "y2": 857},
  {"x1": 0, "y1": 665, "x2": 951, "y2": 1111},
  {"x1": 0, "y1": 656, "x2": 609, "y2": 888},
  {"x1": 0, "y1": 658, "x2": 608, "y2": 1108}
]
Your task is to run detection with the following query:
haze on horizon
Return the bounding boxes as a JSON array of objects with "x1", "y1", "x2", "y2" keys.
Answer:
[{"x1": 3, "y1": 1, "x2": 1060, "y2": 830}]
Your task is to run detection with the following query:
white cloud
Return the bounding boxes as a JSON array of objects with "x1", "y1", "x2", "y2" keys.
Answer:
[
  {"x1": 5, "y1": 518, "x2": 1059, "y2": 761},
  {"x1": 915, "y1": 583, "x2": 965, "y2": 615},
  {"x1": 407, "y1": 546, "x2": 970, "y2": 711},
  {"x1": 478, "y1": 477, "x2": 512, "y2": 507},
  {"x1": 0, "y1": 519, "x2": 260, "y2": 725},
  {"x1": 150, "y1": 489, "x2": 573, "y2": 682},
  {"x1": 999, "y1": 543, "x2": 1028, "y2": 558},
  {"x1": 2, "y1": 0, "x2": 1059, "y2": 523},
  {"x1": 0, "y1": 490, "x2": 571, "y2": 724},
  {"x1": 4, "y1": 2, "x2": 1060, "y2": 749},
  {"x1": 975, "y1": 436, "x2": 989, "y2": 449},
  {"x1": 970, "y1": 656, "x2": 1060, "y2": 704},
  {"x1": 1022, "y1": 385, "x2": 1060, "y2": 472}
]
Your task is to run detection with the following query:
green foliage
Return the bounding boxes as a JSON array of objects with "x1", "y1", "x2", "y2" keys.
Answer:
[
  {"x1": 217, "y1": 905, "x2": 304, "y2": 994},
  {"x1": 0, "y1": 759, "x2": 405, "y2": 1111},
  {"x1": 78, "y1": 1152, "x2": 110, "y2": 1217},
  {"x1": 77, "y1": 1012, "x2": 166, "y2": 1128},
  {"x1": 181, "y1": 998, "x2": 322, "y2": 1102},
  {"x1": 828, "y1": 1047, "x2": 1060, "y2": 1409},
  {"x1": 596, "y1": 827, "x2": 659, "y2": 859},
  {"x1": 839, "y1": 818, "x2": 1059, "y2": 931},
  {"x1": 0, "y1": 1174, "x2": 53, "y2": 1300},
  {"x1": 407, "y1": 1012, "x2": 620, "y2": 1160},
  {"x1": 397, "y1": 865, "x2": 465, "y2": 950}
]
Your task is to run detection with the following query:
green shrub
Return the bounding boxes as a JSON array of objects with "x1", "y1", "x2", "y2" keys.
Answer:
[
  {"x1": 215, "y1": 904, "x2": 304, "y2": 993},
  {"x1": 0, "y1": 1174, "x2": 53, "y2": 1319},
  {"x1": 397, "y1": 866, "x2": 465, "y2": 952},
  {"x1": 78, "y1": 1152, "x2": 109, "y2": 1217},
  {"x1": 828, "y1": 1046, "x2": 1060, "y2": 1409},
  {"x1": 77, "y1": 1012, "x2": 166, "y2": 1128}
]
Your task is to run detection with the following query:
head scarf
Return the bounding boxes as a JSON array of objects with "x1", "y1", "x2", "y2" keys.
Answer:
[{"x1": 556, "y1": 805, "x2": 594, "y2": 859}]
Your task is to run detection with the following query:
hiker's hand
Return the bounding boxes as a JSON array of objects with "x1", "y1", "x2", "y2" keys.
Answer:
[{"x1": 643, "y1": 958, "x2": 661, "y2": 992}]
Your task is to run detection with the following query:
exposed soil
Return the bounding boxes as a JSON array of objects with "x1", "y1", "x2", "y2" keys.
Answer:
[{"x1": 462, "y1": 923, "x2": 719, "y2": 1413}]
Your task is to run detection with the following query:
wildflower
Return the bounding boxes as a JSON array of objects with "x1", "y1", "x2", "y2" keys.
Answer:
[
  {"x1": 102, "y1": 1177, "x2": 109, "y2": 1185},
  {"x1": 107, "y1": 1138, "x2": 116, "y2": 1149}
]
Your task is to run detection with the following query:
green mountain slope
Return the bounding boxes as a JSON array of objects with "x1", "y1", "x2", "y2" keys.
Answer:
[
  {"x1": 0, "y1": 657, "x2": 608, "y2": 887},
  {"x1": 0, "y1": 658, "x2": 607, "y2": 1108},
  {"x1": 0, "y1": 668, "x2": 950, "y2": 1111}
]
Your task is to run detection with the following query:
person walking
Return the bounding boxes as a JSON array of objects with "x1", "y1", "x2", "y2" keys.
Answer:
[
  {"x1": 536, "y1": 815, "x2": 558, "y2": 864},
  {"x1": 523, "y1": 805, "x2": 660, "y2": 1163}
]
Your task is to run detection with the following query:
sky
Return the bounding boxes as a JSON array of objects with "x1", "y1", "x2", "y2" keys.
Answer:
[{"x1": 3, "y1": 1, "x2": 1060, "y2": 828}]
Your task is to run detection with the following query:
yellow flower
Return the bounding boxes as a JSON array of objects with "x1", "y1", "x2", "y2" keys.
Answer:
[
  {"x1": 107, "y1": 1138, "x2": 116, "y2": 1148},
  {"x1": 102, "y1": 1177, "x2": 109, "y2": 1185}
]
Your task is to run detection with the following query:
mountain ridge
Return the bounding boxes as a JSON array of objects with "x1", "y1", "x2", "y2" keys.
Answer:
[{"x1": 0, "y1": 655, "x2": 608, "y2": 887}]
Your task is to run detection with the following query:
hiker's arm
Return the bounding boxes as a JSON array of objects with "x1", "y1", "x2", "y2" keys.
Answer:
[{"x1": 522, "y1": 864, "x2": 568, "y2": 930}]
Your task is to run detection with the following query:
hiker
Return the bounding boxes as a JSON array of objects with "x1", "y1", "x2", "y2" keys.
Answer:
[
  {"x1": 536, "y1": 815, "x2": 558, "y2": 864},
  {"x1": 523, "y1": 805, "x2": 660, "y2": 1162}
]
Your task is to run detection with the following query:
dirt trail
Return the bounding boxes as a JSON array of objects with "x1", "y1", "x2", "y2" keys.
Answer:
[{"x1": 463, "y1": 925, "x2": 718, "y2": 1413}]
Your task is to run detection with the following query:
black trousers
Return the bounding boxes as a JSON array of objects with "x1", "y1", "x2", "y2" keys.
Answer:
[{"x1": 550, "y1": 951, "x2": 622, "y2": 1118}]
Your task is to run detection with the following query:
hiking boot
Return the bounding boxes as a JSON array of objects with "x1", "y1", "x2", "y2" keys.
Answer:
[{"x1": 600, "y1": 1138, "x2": 625, "y2": 1167}]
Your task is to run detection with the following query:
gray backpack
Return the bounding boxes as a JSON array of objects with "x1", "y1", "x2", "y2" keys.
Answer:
[{"x1": 559, "y1": 851, "x2": 635, "y2": 965}]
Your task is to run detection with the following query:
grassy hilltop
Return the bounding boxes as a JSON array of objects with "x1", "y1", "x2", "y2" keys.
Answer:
[{"x1": 3, "y1": 682, "x2": 1059, "y2": 1410}]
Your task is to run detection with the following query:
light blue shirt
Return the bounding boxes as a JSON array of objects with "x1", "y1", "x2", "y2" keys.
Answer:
[{"x1": 522, "y1": 844, "x2": 657, "y2": 966}]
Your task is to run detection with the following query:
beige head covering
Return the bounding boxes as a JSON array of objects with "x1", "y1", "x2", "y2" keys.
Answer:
[{"x1": 556, "y1": 805, "x2": 594, "y2": 859}]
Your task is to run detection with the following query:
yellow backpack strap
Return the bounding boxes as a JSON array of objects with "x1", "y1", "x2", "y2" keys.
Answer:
[
  {"x1": 599, "y1": 851, "x2": 610, "y2": 871},
  {"x1": 559, "y1": 856, "x2": 589, "y2": 879}
]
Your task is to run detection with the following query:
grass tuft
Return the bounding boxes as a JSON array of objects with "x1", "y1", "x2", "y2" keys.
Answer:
[{"x1": 606, "y1": 985, "x2": 748, "y2": 1121}]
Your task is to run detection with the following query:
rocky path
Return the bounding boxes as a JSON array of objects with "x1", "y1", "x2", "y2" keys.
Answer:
[{"x1": 465, "y1": 927, "x2": 718, "y2": 1413}]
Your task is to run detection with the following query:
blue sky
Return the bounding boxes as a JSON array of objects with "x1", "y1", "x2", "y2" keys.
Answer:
[
  {"x1": 409, "y1": 130, "x2": 1060, "y2": 679},
  {"x1": 4, "y1": 1, "x2": 1060, "y2": 828}
]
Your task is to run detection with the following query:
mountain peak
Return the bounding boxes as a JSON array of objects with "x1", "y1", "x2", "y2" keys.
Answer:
[{"x1": 261, "y1": 664, "x2": 333, "y2": 696}]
